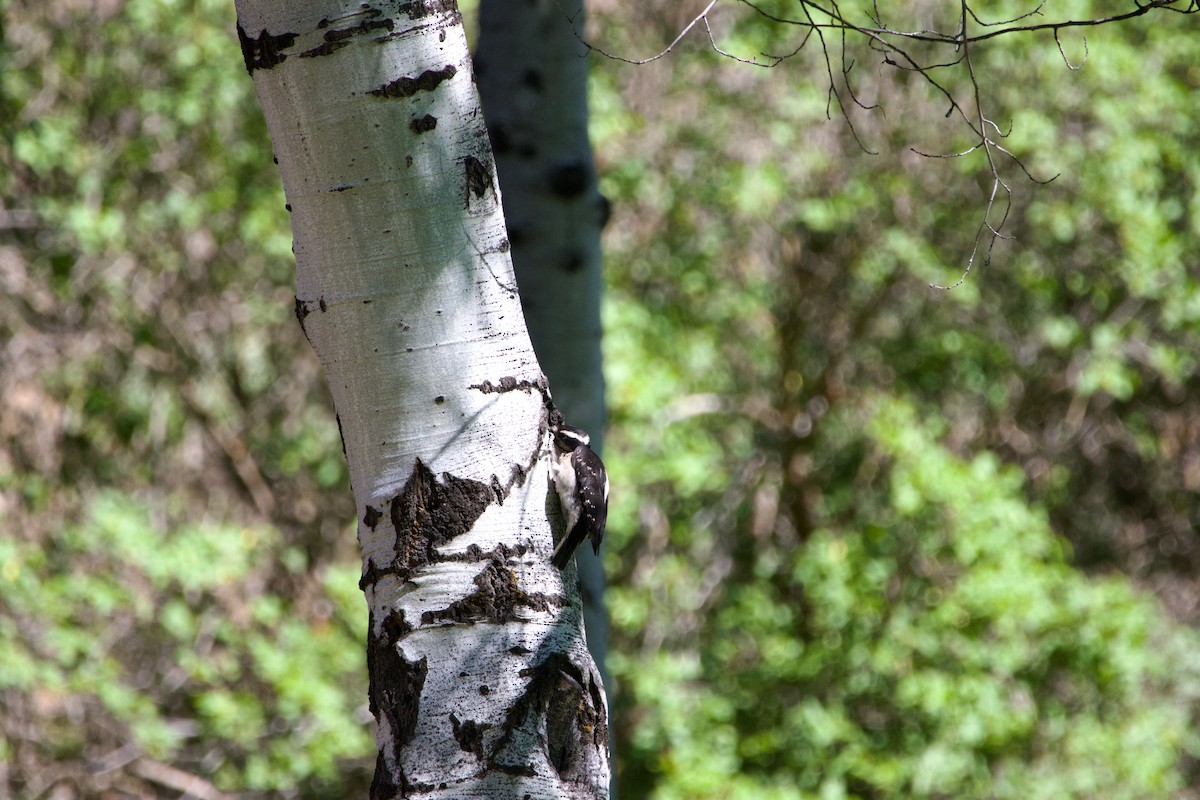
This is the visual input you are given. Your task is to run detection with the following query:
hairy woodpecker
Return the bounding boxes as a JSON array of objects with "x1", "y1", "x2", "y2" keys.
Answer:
[{"x1": 549, "y1": 423, "x2": 609, "y2": 569}]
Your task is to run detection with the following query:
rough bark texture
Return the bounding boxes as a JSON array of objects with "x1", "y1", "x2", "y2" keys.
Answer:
[{"x1": 235, "y1": 0, "x2": 609, "y2": 795}]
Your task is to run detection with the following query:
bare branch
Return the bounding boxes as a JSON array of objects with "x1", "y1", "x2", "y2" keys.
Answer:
[
  {"x1": 569, "y1": 0, "x2": 1196, "y2": 283},
  {"x1": 1055, "y1": 29, "x2": 1089, "y2": 70},
  {"x1": 798, "y1": 0, "x2": 878, "y2": 153},
  {"x1": 702, "y1": 15, "x2": 784, "y2": 67},
  {"x1": 926, "y1": 2, "x2": 1005, "y2": 287},
  {"x1": 730, "y1": 0, "x2": 1195, "y2": 47},
  {"x1": 732, "y1": 0, "x2": 1190, "y2": 283},
  {"x1": 565, "y1": 0, "x2": 721, "y2": 65},
  {"x1": 964, "y1": 2, "x2": 1047, "y2": 29}
]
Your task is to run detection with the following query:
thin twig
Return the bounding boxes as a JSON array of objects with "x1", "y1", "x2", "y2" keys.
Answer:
[
  {"x1": 571, "y1": 0, "x2": 721, "y2": 65},
  {"x1": 571, "y1": 0, "x2": 1196, "y2": 284},
  {"x1": 702, "y1": 15, "x2": 783, "y2": 67},
  {"x1": 1055, "y1": 28, "x2": 1089, "y2": 70}
]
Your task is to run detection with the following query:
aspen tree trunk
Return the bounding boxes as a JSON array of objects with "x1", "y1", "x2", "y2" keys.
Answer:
[
  {"x1": 474, "y1": 2, "x2": 615, "y2": 795},
  {"x1": 233, "y1": 0, "x2": 609, "y2": 796}
]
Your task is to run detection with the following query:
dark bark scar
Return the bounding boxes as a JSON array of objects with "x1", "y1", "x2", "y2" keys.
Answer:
[
  {"x1": 410, "y1": 114, "x2": 438, "y2": 134},
  {"x1": 487, "y1": 652, "x2": 608, "y2": 779},
  {"x1": 449, "y1": 712, "x2": 490, "y2": 760},
  {"x1": 364, "y1": 504, "x2": 383, "y2": 530},
  {"x1": 463, "y1": 155, "x2": 494, "y2": 209},
  {"x1": 366, "y1": 608, "x2": 424, "y2": 798},
  {"x1": 469, "y1": 376, "x2": 547, "y2": 395},
  {"x1": 237, "y1": 24, "x2": 297, "y2": 74},
  {"x1": 303, "y1": 11, "x2": 393, "y2": 58},
  {"x1": 388, "y1": 458, "x2": 493, "y2": 578},
  {"x1": 370, "y1": 65, "x2": 456, "y2": 99},
  {"x1": 421, "y1": 559, "x2": 555, "y2": 625},
  {"x1": 398, "y1": 0, "x2": 460, "y2": 20}
]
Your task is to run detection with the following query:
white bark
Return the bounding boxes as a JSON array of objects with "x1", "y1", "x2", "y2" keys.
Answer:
[{"x1": 233, "y1": 0, "x2": 609, "y2": 796}]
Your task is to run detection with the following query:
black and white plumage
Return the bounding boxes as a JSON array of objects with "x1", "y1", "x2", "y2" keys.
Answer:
[{"x1": 549, "y1": 423, "x2": 609, "y2": 569}]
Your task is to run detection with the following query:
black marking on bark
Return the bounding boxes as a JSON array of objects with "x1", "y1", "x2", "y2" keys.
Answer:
[
  {"x1": 358, "y1": 559, "x2": 380, "y2": 591},
  {"x1": 422, "y1": 559, "x2": 553, "y2": 625},
  {"x1": 521, "y1": 69, "x2": 544, "y2": 93},
  {"x1": 509, "y1": 644, "x2": 532, "y2": 656},
  {"x1": 410, "y1": 114, "x2": 438, "y2": 133},
  {"x1": 389, "y1": 458, "x2": 493, "y2": 578},
  {"x1": 562, "y1": 251, "x2": 585, "y2": 273},
  {"x1": 489, "y1": 474, "x2": 506, "y2": 503},
  {"x1": 358, "y1": 431, "x2": 544, "y2": 589},
  {"x1": 367, "y1": 608, "x2": 424, "y2": 797},
  {"x1": 317, "y1": 5, "x2": 382, "y2": 29},
  {"x1": 302, "y1": 17, "x2": 394, "y2": 58},
  {"x1": 434, "y1": 395, "x2": 445, "y2": 404},
  {"x1": 587, "y1": 673, "x2": 606, "y2": 730},
  {"x1": 293, "y1": 298, "x2": 315, "y2": 345},
  {"x1": 382, "y1": 607, "x2": 414, "y2": 640},
  {"x1": 449, "y1": 712, "x2": 489, "y2": 759},
  {"x1": 369, "y1": 752, "x2": 401, "y2": 800},
  {"x1": 370, "y1": 65, "x2": 456, "y2": 99},
  {"x1": 545, "y1": 678, "x2": 585, "y2": 774},
  {"x1": 284, "y1": 203, "x2": 292, "y2": 212},
  {"x1": 548, "y1": 161, "x2": 590, "y2": 200},
  {"x1": 335, "y1": 412, "x2": 347, "y2": 460},
  {"x1": 492, "y1": 762, "x2": 538, "y2": 778},
  {"x1": 479, "y1": 684, "x2": 490, "y2": 695},
  {"x1": 398, "y1": 0, "x2": 460, "y2": 20},
  {"x1": 469, "y1": 376, "x2": 547, "y2": 395},
  {"x1": 488, "y1": 652, "x2": 602, "y2": 778},
  {"x1": 461, "y1": 541, "x2": 532, "y2": 563},
  {"x1": 237, "y1": 24, "x2": 297, "y2": 74},
  {"x1": 463, "y1": 155, "x2": 494, "y2": 208},
  {"x1": 364, "y1": 504, "x2": 383, "y2": 530},
  {"x1": 302, "y1": 39, "x2": 348, "y2": 58},
  {"x1": 491, "y1": 651, "x2": 608, "y2": 780}
]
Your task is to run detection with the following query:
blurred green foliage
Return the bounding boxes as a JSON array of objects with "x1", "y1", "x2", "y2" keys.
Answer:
[
  {"x1": 609, "y1": 397, "x2": 1196, "y2": 798},
  {"x1": 591, "y1": 2, "x2": 1200, "y2": 798},
  {"x1": 3, "y1": 0, "x2": 1200, "y2": 798},
  {"x1": 2, "y1": 0, "x2": 370, "y2": 795}
]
